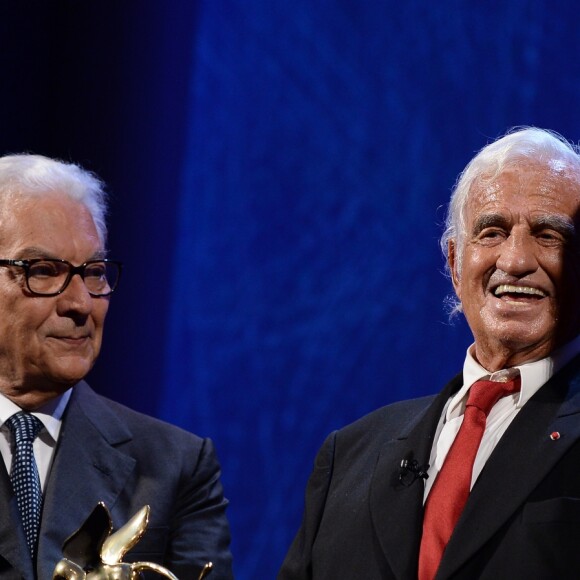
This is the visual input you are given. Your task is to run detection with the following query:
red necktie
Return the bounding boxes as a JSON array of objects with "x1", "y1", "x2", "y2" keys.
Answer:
[{"x1": 418, "y1": 376, "x2": 521, "y2": 580}]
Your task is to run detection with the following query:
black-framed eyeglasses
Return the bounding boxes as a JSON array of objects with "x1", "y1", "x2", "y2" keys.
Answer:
[{"x1": 0, "y1": 258, "x2": 122, "y2": 297}]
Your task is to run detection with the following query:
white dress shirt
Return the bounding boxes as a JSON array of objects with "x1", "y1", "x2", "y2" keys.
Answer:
[
  {"x1": 0, "y1": 389, "x2": 72, "y2": 492},
  {"x1": 424, "y1": 336, "x2": 580, "y2": 502}
]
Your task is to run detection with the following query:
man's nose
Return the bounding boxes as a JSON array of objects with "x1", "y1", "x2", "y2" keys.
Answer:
[
  {"x1": 56, "y1": 273, "x2": 93, "y2": 314},
  {"x1": 495, "y1": 230, "x2": 538, "y2": 275}
]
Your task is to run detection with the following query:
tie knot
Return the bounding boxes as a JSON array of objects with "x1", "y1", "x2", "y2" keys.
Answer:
[
  {"x1": 466, "y1": 376, "x2": 521, "y2": 417},
  {"x1": 5, "y1": 412, "x2": 43, "y2": 443}
]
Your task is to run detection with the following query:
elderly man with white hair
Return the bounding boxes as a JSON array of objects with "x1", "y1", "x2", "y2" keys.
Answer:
[
  {"x1": 0, "y1": 154, "x2": 233, "y2": 580},
  {"x1": 280, "y1": 127, "x2": 580, "y2": 580}
]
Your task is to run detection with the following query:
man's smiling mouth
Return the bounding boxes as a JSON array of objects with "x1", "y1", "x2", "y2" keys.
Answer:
[{"x1": 493, "y1": 284, "x2": 547, "y2": 299}]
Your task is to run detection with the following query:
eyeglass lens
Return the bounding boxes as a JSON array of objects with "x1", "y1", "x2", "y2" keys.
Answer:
[{"x1": 27, "y1": 261, "x2": 120, "y2": 295}]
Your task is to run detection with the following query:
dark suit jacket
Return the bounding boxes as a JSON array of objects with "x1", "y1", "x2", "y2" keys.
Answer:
[
  {"x1": 280, "y1": 355, "x2": 580, "y2": 579},
  {"x1": 0, "y1": 382, "x2": 233, "y2": 580}
]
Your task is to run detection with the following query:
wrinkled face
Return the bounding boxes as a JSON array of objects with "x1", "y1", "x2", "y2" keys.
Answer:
[
  {"x1": 449, "y1": 160, "x2": 580, "y2": 370},
  {"x1": 0, "y1": 192, "x2": 109, "y2": 403}
]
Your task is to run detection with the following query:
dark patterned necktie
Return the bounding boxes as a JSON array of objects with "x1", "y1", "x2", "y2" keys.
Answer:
[{"x1": 6, "y1": 411, "x2": 44, "y2": 558}]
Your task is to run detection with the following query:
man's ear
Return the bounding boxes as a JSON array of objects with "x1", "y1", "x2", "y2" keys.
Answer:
[{"x1": 448, "y1": 240, "x2": 461, "y2": 299}]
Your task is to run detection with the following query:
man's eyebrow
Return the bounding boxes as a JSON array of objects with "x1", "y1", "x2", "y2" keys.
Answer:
[
  {"x1": 14, "y1": 247, "x2": 53, "y2": 259},
  {"x1": 532, "y1": 214, "x2": 577, "y2": 237},
  {"x1": 13, "y1": 247, "x2": 107, "y2": 260},
  {"x1": 471, "y1": 213, "x2": 510, "y2": 235}
]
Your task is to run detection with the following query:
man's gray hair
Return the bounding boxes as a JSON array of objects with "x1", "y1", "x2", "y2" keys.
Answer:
[
  {"x1": 0, "y1": 154, "x2": 108, "y2": 246},
  {"x1": 441, "y1": 126, "x2": 580, "y2": 314}
]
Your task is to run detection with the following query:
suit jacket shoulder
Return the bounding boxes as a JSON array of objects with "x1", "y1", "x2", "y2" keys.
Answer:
[
  {"x1": 336, "y1": 395, "x2": 439, "y2": 444},
  {"x1": 73, "y1": 381, "x2": 208, "y2": 461}
]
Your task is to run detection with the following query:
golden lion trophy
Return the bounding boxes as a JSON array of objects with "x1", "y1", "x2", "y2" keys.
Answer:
[{"x1": 52, "y1": 503, "x2": 213, "y2": 580}]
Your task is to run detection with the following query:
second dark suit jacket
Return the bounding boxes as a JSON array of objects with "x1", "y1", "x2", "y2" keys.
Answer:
[
  {"x1": 0, "y1": 381, "x2": 233, "y2": 580},
  {"x1": 280, "y1": 355, "x2": 580, "y2": 579}
]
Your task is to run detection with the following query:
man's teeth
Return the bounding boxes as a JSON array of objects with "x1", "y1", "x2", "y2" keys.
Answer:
[{"x1": 494, "y1": 284, "x2": 546, "y2": 297}]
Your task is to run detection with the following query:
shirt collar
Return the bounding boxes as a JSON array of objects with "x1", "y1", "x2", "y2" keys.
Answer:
[
  {"x1": 447, "y1": 334, "x2": 580, "y2": 420},
  {"x1": 0, "y1": 388, "x2": 72, "y2": 443}
]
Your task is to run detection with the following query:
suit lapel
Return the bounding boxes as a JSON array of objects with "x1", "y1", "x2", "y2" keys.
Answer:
[
  {"x1": 37, "y1": 382, "x2": 136, "y2": 580},
  {"x1": 0, "y1": 458, "x2": 34, "y2": 578},
  {"x1": 370, "y1": 376, "x2": 462, "y2": 580},
  {"x1": 437, "y1": 359, "x2": 580, "y2": 579}
]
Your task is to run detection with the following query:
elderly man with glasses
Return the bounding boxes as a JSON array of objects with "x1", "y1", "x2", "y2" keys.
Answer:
[{"x1": 0, "y1": 154, "x2": 233, "y2": 580}]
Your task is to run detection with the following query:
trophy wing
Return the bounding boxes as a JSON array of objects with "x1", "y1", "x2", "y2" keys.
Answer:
[
  {"x1": 60, "y1": 502, "x2": 113, "y2": 569},
  {"x1": 100, "y1": 505, "x2": 150, "y2": 565}
]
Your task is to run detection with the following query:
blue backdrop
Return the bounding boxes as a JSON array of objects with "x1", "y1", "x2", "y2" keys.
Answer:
[{"x1": 3, "y1": 1, "x2": 580, "y2": 578}]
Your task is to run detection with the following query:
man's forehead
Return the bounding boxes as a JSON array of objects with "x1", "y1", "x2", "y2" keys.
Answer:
[
  {"x1": 0, "y1": 190, "x2": 70, "y2": 220},
  {"x1": 0, "y1": 192, "x2": 102, "y2": 256},
  {"x1": 14, "y1": 246, "x2": 106, "y2": 260},
  {"x1": 467, "y1": 159, "x2": 580, "y2": 210},
  {"x1": 5, "y1": 191, "x2": 94, "y2": 220}
]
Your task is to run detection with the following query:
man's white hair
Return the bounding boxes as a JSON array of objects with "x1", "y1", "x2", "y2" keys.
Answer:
[{"x1": 0, "y1": 154, "x2": 108, "y2": 246}]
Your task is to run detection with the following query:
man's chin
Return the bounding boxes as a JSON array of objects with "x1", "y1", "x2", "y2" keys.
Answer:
[
  {"x1": 471, "y1": 316, "x2": 558, "y2": 366},
  {"x1": 43, "y1": 359, "x2": 95, "y2": 388},
  {"x1": 492, "y1": 331, "x2": 556, "y2": 363}
]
